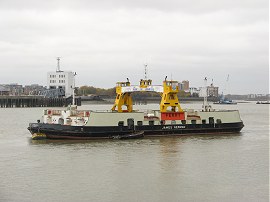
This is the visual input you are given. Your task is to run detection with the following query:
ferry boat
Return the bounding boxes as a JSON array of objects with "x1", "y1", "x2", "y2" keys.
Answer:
[
  {"x1": 256, "y1": 101, "x2": 270, "y2": 104},
  {"x1": 213, "y1": 94, "x2": 237, "y2": 105},
  {"x1": 28, "y1": 77, "x2": 244, "y2": 140}
]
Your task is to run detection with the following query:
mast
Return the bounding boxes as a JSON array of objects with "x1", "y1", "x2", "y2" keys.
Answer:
[
  {"x1": 56, "y1": 57, "x2": 61, "y2": 72},
  {"x1": 203, "y1": 77, "x2": 208, "y2": 110},
  {"x1": 225, "y1": 74, "x2": 230, "y2": 96},
  {"x1": 72, "y1": 72, "x2": 77, "y2": 105},
  {"x1": 144, "y1": 64, "x2": 148, "y2": 80}
]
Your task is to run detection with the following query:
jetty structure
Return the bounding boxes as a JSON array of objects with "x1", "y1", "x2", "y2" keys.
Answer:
[
  {"x1": 0, "y1": 58, "x2": 81, "y2": 108},
  {"x1": 28, "y1": 70, "x2": 244, "y2": 139}
]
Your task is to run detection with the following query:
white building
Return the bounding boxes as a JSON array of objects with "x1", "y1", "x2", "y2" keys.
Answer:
[
  {"x1": 47, "y1": 58, "x2": 75, "y2": 97},
  {"x1": 189, "y1": 87, "x2": 201, "y2": 96}
]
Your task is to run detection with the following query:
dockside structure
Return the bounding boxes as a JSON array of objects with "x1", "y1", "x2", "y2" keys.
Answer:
[{"x1": 0, "y1": 96, "x2": 81, "y2": 108}]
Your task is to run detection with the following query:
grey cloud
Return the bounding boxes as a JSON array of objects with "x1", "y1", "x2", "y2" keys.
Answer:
[
  {"x1": 0, "y1": 0, "x2": 268, "y2": 94},
  {"x1": 0, "y1": 0, "x2": 268, "y2": 14}
]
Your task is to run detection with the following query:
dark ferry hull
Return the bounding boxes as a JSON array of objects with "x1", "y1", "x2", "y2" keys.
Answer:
[{"x1": 28, "y1": 122, "x2": 244, "y2": 140}]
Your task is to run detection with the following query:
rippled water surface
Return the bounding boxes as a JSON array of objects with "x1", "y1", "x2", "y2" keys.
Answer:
[{"x1": 0, "y1": 102, "x2": 268, "y2": 202}]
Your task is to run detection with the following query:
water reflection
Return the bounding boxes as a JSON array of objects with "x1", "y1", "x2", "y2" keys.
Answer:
[
  {"x1": 29, "y1": 133, "x2": 242, "y2": 146},
  {"x1": 158, "y1": 137, "x2": 182, "y2": 171},
  {"x1": 186, "y1": 133, "x2": 242, "y2": 141},
  {"x1": 29, "y1": 138, "x2": 146, "y2": 149}
]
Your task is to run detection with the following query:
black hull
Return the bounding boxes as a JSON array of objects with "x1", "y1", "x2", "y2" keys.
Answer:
[{"x1": 28, "y1": 122, "x2": 244, "y2": 140}]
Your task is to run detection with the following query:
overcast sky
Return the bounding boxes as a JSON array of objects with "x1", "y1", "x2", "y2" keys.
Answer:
[{"x1": 0, "y1": 0, "x2": 268, "y2": 94}]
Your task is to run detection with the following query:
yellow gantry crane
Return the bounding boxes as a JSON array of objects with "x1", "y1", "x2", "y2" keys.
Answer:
[
  {"x1": 111, "y1": 80, "x2": 133, "y2": 112},
  {"x1": 111, "y1": 77, "x2": 183, "y2": 113},
  {"x1": 160, "y1": 79, "x2": 183, "y2": 112}
]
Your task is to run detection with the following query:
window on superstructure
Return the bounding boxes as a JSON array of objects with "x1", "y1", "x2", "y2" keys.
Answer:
[
  {"x1": 137, "y1": 121, "x2": 143, "y2": 126},
  {"x1": 209, "y1": 117, "x2": 214, "y2": 124},
  {"x1": 216, "y1": 119, "x2": 222, "y2": 124},
  {"x1": 118, "y1": 121, "x2": 124, "y2": 126},
  {"x1": 149, "y1": 121, "x2": 154, "y2": 126},
  {"x1": 191, "y1": 120, "x2": 196, "y2": 124}
]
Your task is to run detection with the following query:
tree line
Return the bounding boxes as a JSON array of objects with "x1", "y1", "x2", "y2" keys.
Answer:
[
  {"x1": 77, "y1": 85, "x2": 193, "y2": 98},
  {"x1": 77, "y1": 86, "x2": 116, "y2": 97}
]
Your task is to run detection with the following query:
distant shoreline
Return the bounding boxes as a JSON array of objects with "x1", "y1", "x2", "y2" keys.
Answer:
[{"x1": 81, "y1": 98, "x2": 253, "y2": 105}]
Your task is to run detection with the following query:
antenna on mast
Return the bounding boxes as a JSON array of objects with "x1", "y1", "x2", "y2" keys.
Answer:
[
  {"x1": 224, "y1": 74, "x2": 230, "y2": 95},
  {"x1": 72, "y1": 72, "x2": 77, "y2": 106},
  {"x1": 56, "y1": 57, "x2": 61, "y2": 72},
  {"x1": 144, "y1": 64, "x2": 148, "y2": 80},
  {"x1": 226, "y1": 74, "x2": 230, "y2": 82},
  {"x1": 203, "y1": 77, "x2": 208, "y2": 111}
]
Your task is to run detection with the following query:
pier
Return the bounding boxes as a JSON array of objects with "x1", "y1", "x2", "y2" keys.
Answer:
[{"x1": 0, "y1": 96, "x2": 81, "y2": 108}]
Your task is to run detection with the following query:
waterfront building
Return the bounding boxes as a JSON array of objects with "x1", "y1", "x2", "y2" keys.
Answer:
[
  {"x1": 178, "y1": 80, "x2": 190, "y2": 92},
  {"x1": 247, "y1": 94, "x2": 256, "y2": 99},
  {"x1": 197, "y1": 84, "x2": 219, "y2": 98},
  {"x1": 6, "y1": 83, "x2": 24, "y2": 96},
  {"x1": 47, "y1": 58, "x2": 75, "y2": 97},
  {"x1": 207, "y1": 83, "x2": 219, "y2": 97},
  {"x1": 24, "y1": 84, "x2": 46, "y2": 95},
  {"x1": 178, "y1": 83, "x2": 184, "y2": 91},
  {"x1": 189, "y1": 87, "x2": 200, "y2": 96},
  {"x1": 182, "y1": 80, "x2": 189, "y2": 91},
  {"x1": 0, "y1": 85, "x2": 10, "y2": 95}
]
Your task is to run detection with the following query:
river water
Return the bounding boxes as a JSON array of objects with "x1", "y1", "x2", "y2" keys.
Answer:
[{"x1": 0, "y1": 102, "x2": 268, "y2": 202}]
